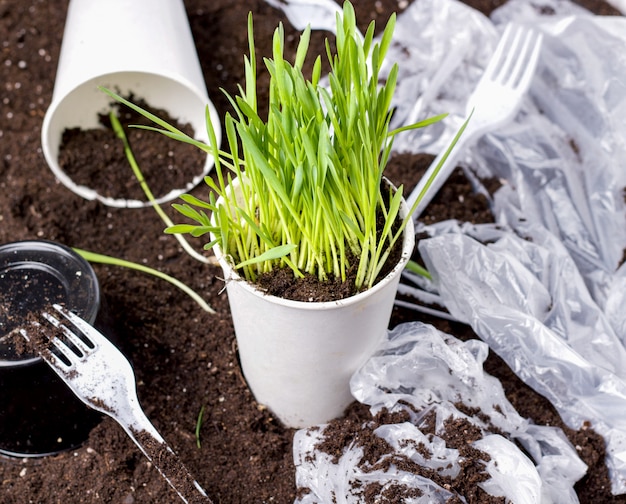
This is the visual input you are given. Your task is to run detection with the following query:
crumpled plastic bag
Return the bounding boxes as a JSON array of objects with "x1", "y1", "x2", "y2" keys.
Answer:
[
  {"x1": 379, "y1": 0, "x2": 626, "y2": 335},
  {"x1": 293, "y1": 323, "x2": 587, "y2": 503},
  {"x1": 608, "y1": 0, "x2": 626, "y2": 13},
  {"x1": 381, "y1": 0, "x2": 626, "y2": 309},
  {"x1": 419, "y1": 230, "x2": 626, "y2": 495},
  {"x1": 267, "y1": 0, "x2": 626, "y2": 496},
  {"x1": 263, "y1": 0, "x2": 342, "y2": 33},
  {"x1": 388, "y1": 0, "x2": 626, "y2": 494},
  {"x1": 480, "y1": 13, "x2": 626, "y2": 309},
  {"x1": 383, "y1": 0, "x2": 499, "y2": 156}
]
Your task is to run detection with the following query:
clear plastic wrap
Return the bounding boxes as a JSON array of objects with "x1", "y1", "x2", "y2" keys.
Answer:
[
  {"x1": 481, "y1": 13, "x2": 626, "y2": 308},
  {"x1": 294, "y1": 323, "x2": 587, "y2": 503},
  {"x1": 419, "y1": 230, "x2": 626, "y2": 495},
  {"x1": 390, "y1": 0, "x2": 626, "y2": 494},
  {"x1": 385, "y1": 0, "x2": 626, "y2": 309},
  {"x1": 607, "y1": 0, "x2": 626, "y2": 14},
  {"x1": 267, "y1": 0, "x2": 626, "y2": 497}
]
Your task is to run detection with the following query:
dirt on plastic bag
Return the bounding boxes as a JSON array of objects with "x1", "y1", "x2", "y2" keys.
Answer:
[{"x1": 293, "y1": 323, "x2": 587, "y2": 503}]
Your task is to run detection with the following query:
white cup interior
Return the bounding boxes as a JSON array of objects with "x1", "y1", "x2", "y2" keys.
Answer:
[{"x1": 41, "y1": 71, "x2": 220, "y2": 208}]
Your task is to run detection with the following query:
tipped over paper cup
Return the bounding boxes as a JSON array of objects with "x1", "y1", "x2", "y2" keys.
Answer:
[{"x1": 41, "y1": 0, "x2": 220, "y2": 208}]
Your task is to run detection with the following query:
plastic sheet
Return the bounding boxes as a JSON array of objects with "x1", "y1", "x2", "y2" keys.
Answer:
[
  {"x1": 384, "y1": 0, "x2": 626, "y2": 308},
  {"x1": 419, "y1": 229, "x2": 626, "y2": 495},
  {"x1": 607, "y1": 0, "x2": 626, "y2": 13},
  {"x1": 383, "y1": 0, "x2": 498, "y2": 155},
  {"x1": 263, "y1": 0, "x2": 342, "y2": 33},
  {"x1": 482, "y1": 13, "x2": 626, "y2": 308},
  {"x1": 269, "y1": 0, "x2": 626, "y2": 496},
  {"x1": 389, "y1": 0, "x2": 626, "y2": 494},
  {"x1": 294, "y1": 323, "x2": 587, "y2": 503}
]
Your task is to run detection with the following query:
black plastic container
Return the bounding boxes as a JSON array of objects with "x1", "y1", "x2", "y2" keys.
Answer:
[{"x1": 0, "y1": 240, "x2": 112, "y2": 457}]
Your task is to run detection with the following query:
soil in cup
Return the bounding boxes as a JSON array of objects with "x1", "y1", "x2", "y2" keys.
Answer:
[{"x1": 57, "y1": 94, "x2": 207, "y2": 202}]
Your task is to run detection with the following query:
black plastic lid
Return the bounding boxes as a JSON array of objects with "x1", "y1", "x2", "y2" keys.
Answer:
[{"x1": 0, "y1": 240, "x2": 100, "y2": 365}]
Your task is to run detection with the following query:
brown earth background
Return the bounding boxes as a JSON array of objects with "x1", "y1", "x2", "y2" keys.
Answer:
[{"x1": 1, "y1": 0, "x2": 624, "y2": 503}]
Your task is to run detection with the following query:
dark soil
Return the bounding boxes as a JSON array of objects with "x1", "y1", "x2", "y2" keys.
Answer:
[
  {"x1": 0, "y1": 0, "x2": 624, "y2": 503},
  {"x1": 309, "y1": 405, "x2": 507, "y2": 503},
  {"x1": 58, "y1": 97, "x2": 207, "y2": 202}
]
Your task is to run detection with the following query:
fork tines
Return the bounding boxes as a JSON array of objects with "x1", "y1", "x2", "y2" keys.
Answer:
[
  {"x1": 487, "y1": 24, "x2": 543, "y2": 89},
  {"x1": 20, "y1": 304, "x2": 96, "y2": 371}
]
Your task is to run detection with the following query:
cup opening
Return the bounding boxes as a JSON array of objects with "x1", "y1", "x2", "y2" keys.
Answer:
[
  {"x1": 41, "y1": 71, "x2": 221, "y2": 208},
  {"x1": 212, "y1": 177, "x2": 415, "y2": 311}
]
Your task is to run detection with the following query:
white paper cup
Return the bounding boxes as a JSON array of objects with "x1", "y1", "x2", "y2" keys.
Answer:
[
  {"x1": 41, "y1": 0, "x2": 220, "y2": 208},
  {"x1": 213, "y1": 178, "x2": 415, "y2": 428}
]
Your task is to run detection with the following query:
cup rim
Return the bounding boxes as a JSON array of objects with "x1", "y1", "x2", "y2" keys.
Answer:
[
  {"x1": 40, "y1": 70, "x2": 220, "y2": 208},
  {"x1": 212, "y1": 177, "x2": 415, "y2": 311}
]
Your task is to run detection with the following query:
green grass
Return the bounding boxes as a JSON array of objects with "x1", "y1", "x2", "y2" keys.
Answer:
[{"x1": 102, "y1": 1, "x2": 463, "y2": 291}]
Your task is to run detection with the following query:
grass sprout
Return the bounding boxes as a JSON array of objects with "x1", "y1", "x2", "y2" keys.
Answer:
[
  {"x1": 101, "y1": 1, "x2": 463, "y2": 291},
  {"x1": 108, "y1": 111, "x2": 215, "y2": 266},
  {"x1": 195, "y1": 404, "x2": 206, "y2": 449},
  {"x1": 75, "y1": 249, "x2": 214, "y2": 314},
  {"x1": 405, "y1": 259, "x2": 432, "y2": 281}
]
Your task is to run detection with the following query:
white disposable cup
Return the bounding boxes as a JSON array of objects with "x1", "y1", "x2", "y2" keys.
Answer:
[
  {"x1": 213, "y1": 178, "x2": 415, "y2": 428},
  {"x1": 41, "y1": 0, "x2": 220, "y2": 208}
]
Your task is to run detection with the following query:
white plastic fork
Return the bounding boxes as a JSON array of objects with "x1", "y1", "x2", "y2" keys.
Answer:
[
  {"x1": 263, "y1": 0, "x2": 342, "y2": 34},
  {"x1": 406, "y1": 23, "x2": 544, "y2": 219},
  {"x1": 20, "y1": 304, "x2": 212, "y2": 504}
]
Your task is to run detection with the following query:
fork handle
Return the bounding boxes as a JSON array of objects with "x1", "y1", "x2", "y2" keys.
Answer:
[
  {"x1": 405, "y1": 120, "x2": 475, "y2": 220},
  {"x1": 130, "y1": 430, "x2": 212, "y2": 503},
  {"x1": 117, "y1": 410, "x2": 213, "y2": 504}
]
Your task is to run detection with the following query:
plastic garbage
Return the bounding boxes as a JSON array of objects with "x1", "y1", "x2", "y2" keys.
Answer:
[
  {"x1": 607, "y1": 0, "x2": 626, "y2": 14},
  {"x1": 274, "y1": 0, "x2": 626, "y2": 496},
  {"x1": 419, "y1": 230, "x2": 626, "y2": 496},
  {"x1": 390, "y1": 0, "x2": 626, "y2": 494},
  {"x1": 483, "y1": 14, "x2": 626, "y2": 308},
  {"x1": 264, "y1": 0, "x2": 342, "y2": 33},
  {"x1": 293, "y1": 323, "x2": 586, "y2": 503},
  {"x1": 385, "y1": 0, "x2": 626, "y2": 309}
]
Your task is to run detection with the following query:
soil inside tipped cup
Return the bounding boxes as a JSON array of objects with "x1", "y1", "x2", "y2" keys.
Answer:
[{"x1": 57, "y1": 94, "x2": 207, "y2": 203}]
